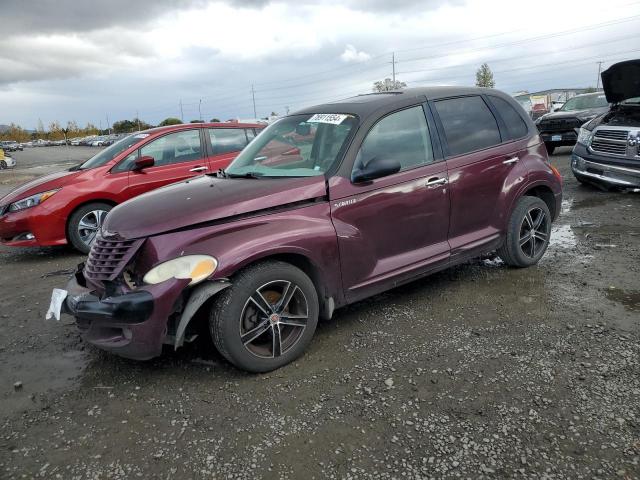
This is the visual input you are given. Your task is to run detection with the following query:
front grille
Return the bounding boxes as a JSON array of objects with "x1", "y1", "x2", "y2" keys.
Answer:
[
  {"x1": 590, "y1": 129, "x2": 629, "y2": 156},
  {"x1": 539, "y1": 117, "x2": 582, "y2": 132},
  {"x1": 85, "y1": 235, "x2": 143, "y2": 281}
]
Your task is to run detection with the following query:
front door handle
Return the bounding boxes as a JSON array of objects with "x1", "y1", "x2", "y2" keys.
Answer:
[
  {"x1": 503, "y1": 157, "x2": 519, "y2": 165},
  {"x1": 425, "y1": 177, "x2": 447, "y2": 188},
  {"x1": 189, "y1": 166, "x2": 208, "y2": 172}
]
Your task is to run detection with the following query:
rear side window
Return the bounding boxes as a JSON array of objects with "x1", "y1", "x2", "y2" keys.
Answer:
[
  {"x1": 355, "y1": 106, "x2": 434, "y2": 173},
  {"x1": 434, "y1": 96, "x2": 501, "y2": 156},
  {"x1": 208, "y1": 128, "x2": 248, "y2": 155},
  {"x1": 489, "y1": 96, "x2": 529, "y2": 139}
]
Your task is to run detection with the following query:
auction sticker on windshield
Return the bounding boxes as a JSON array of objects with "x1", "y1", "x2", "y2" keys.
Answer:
[{"x1": 307, "y1": 114, "x2": 350, "y2": 124}]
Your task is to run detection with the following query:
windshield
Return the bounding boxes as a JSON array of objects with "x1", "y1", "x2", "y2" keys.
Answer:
[
  {"x1": 561, "y1": 94, "x2": 608, "y2": 111},
  {"x1": 225, "y1": 113, "x2": 357, "y2": 178},
  {"x1": 79, "y1": 133, "x2": 148, "y2": 169}
]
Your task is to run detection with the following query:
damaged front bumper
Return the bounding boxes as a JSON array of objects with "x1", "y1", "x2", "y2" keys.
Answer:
[
  {"x1": 571, "y1": 153, "x2": 640, "y2": 189},
  {"x1": 62, "y1": 264, "x2": 190, "y2": 360}
]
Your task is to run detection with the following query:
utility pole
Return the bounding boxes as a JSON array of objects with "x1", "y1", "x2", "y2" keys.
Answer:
[
  {"x1": 198, "y1": 99, "x2": 202, "y2": 122},
  {"x1": 596, "y1": 61, "x2": 603, "y2": 90},
  {"x1": 136, "y1": 110, "x2": 140, "y2": 132},
  {"x1": 392, "y1": 52, "x2": 396, "y2": 84},
  {"x1": 106, "y1": 114, "x2": 110, "y2": 134},
  {"x1": 251, "y1": 84, "x2": 257, "y2": 118},
  {"x1": 179, "y1": 99, "x2": 184, "y2": 122}
]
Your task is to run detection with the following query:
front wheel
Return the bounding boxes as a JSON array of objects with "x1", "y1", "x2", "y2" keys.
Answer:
[
  {"x1": 0, "y1": 160, "x2": 6, "y2": 170},
  {"x1": 210, "y1": 261, "x2": 319, "y2": 372},
  {"x1": 67, "y1": 202, "x2": 113, "y2": 254},
  {"x1": 498, "y1": 196, "x2": 552, "y2": 268}
]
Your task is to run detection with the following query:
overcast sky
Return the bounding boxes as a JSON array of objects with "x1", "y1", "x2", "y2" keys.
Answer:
[{"x1": 2, "y1": 0, "x2": 640, "y2": 129}]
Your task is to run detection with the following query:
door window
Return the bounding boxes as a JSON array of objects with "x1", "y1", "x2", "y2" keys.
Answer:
[
  {"x1": 208, "y1": 128, "x2": 249, "y2": 155},
  {"x1": 354, "y1": 106, "x2": 433, "y2": 175},
  {"x1": 141, "y1": 130, "x2": 202, "y2": 166},
  {"x1": 488, "y1": 96, "x2": 529, "y2": 140},
  {"x1": 434, "y1": 96, "x2": 502, "y2": 156}
]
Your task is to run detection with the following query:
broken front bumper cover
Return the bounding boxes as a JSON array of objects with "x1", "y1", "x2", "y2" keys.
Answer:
[{"x1": 63, "y1": 264, "x2": 190, "y2": 360}]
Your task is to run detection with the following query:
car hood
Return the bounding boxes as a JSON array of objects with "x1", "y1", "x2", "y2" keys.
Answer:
[
  {"x1": 538, "y1": 107, "x2": 607, "y2": 122},
  {"x1": 0, "y1": 168, "x2": 81, "y2": 205},
  {"x1": 103, "y1": 175, "x2": 328, "y2": 239},
  {"x1": 601, "y1": 59, "x2": 640, "y2": 103}
]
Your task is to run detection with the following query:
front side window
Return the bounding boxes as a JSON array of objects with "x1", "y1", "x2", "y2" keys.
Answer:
[
  {"x1": 435, "y1": 96, "x2": 502, "y2": 156},
  {"x1": 225, "y1": 114, "x2": 357, "y2": 178},
  {"x1": 209, "y1": 128, "x2": 249, "y2": 155},
  {"x1": 354, "y1": 106, "x2": 433, "y2": 175},
  {"x1": 79, "y1": 133, "x2": 146, "y2": 170}
]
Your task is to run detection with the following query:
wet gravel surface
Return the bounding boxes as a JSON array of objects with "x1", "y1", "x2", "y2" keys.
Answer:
[{"x1": 1, "y1": 148, "x2": 639, "y2": 479}]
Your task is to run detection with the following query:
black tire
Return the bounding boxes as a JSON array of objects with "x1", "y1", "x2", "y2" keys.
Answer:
[
  {"x1": 498, "y1": 196, "x2": 552, "y2": 268},
  {"x1": 210, "y1": 260, "x2": 319, "y2": 372},
  {"x1": 0, "y1": 160, "x2": 6, "y2": 170},
  {"x1": 544, "y1": 143, "x2": 555, "y2": 155},
  {"x1": 67, "y1": 202, "x2": 113, "y2": 254}
]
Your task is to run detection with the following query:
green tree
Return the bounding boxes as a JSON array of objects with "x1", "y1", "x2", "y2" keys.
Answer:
[
  {"x1": 584, "y1": 87, "x2": 597, "y2": 93},
  {"x1": 159, "y1": 117, "x2": 182, "y2": 126},
  {"x1": 190, "y1": 119, "x2": 204, "y2": 123},
  {"x1": 210, "y1": 118, "x2": 221, "y2": 123},
  {"x1": 475, "y1": 63, "x2": 495, "y2": 88},
  {"x1": 372, "y1": 78, "x2": 407, "y2": 92}
]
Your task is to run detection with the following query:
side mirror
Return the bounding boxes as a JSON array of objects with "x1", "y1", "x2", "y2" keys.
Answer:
[
  {"x1": 351, "y1": 157, "x2": 401, "y2": 183},
  {"x1": 133, "y1": 155, "x2": 155, "y2": 171}
]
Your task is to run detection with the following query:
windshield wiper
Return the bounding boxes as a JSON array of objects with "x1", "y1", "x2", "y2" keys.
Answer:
[{"x1": 225, "y1": 171, "x2": 265, "y2": 179}]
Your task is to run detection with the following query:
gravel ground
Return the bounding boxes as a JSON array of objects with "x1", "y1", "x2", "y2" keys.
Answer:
[{"x1": 0, "y1": 147, "x2": 638, "y2": 479}]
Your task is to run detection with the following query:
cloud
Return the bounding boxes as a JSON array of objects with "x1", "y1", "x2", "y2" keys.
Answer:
[{"x1": 340, "y1": 45, "x2": 372, "y2": 63}]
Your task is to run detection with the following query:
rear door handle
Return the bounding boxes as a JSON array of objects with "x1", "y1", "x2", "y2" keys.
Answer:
[
  {"x1": 503, "y1": 157, "x2": 519, "y2": 165},
  {"x1": 189, "y1": 166, "x2": 208, "y2": 172},
  {"x1": 425, "y1": 177, "x2": 447, "y2": 187}
]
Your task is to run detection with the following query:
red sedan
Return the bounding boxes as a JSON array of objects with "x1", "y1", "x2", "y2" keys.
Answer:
[{"x1": 0, "y1": 122, "x2": 263, "y2": 253}]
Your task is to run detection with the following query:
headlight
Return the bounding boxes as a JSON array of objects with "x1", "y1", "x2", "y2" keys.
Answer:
[
  {"x1": 8, "y1": 189, "x2": 60, "y2": 212},
  {"x1": 143, "y1": 255, "x2": 218, "y2": 286},
  {"x1": 577, "y1": 127, "x2": 593, "y2": 146}
]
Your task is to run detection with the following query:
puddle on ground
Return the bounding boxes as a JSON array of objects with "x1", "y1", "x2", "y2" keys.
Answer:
[
  {"x1": 605, "y1": 288, "x2": 640, "y2": 312},
  {"x1": 550, "y1": 224, "x2": 577, "y2": 249}
]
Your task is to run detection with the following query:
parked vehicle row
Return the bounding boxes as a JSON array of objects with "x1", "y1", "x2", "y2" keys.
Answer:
[{"x1": 0, "y1": 140, "x2": 23, "y2": 152}]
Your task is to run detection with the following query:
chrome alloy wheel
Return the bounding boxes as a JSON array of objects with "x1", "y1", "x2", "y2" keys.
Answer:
[
  {"x1": 77, "y1": 209, "x2": 108, "y2": 247},
  {"x1": 239, "y1": 280, "x2": 309, "y2": 358},
  {"x1": 519, "y1": 207, "x2": 549, "y2": 258}
]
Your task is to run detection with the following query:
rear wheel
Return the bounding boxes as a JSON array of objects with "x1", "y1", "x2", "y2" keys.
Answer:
[
  {"x1": 0, "y1": 160, "x2": 6, "y2": 170},
  {"x1": 210, "y1": 261, "x2": 319, "y2": 372},
  {"x1": 544, "y1": 143, "x2": 555, "y2": 155},
  {"x1": 67, "y1": 202, "x2": 113, "y2": 254},
  {"x1": 498, "y1": 196, "x2": 552, "y2": 268}
]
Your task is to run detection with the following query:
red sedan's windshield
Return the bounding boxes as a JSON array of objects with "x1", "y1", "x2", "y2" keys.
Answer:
[
  {"x1": 226, "y1": 114, "x2": 357, "y2": 177},
  {"x1": 79, "y1": 133, "x2": 148, "y2": 170}
]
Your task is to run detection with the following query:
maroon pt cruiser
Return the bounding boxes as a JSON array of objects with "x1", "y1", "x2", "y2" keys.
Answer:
[{"x1": 53, "y1": 87, "x2": 563, "y2": 372}]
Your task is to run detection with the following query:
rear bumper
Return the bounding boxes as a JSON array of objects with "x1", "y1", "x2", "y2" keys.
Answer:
[{"x1": 63, "y1": 265, "x2": 189, "y2": 360}]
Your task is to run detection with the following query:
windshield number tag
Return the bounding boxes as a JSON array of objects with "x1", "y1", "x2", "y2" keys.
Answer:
[{"x1": 308, "y1": 114, "x2": 349, "y2": 125}]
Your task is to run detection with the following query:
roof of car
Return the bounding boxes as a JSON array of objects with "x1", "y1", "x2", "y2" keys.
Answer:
[
  {"x1": 294, "y1": 86, "x2": 510, "y2": 117},
  {"x1": 141, "y1": 121, "x2": 265, "y2": 135}
]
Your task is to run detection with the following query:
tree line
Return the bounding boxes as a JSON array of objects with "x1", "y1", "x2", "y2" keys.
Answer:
[{"x1": 0, "y1": 117, "x2": 226, "y2": 143}]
